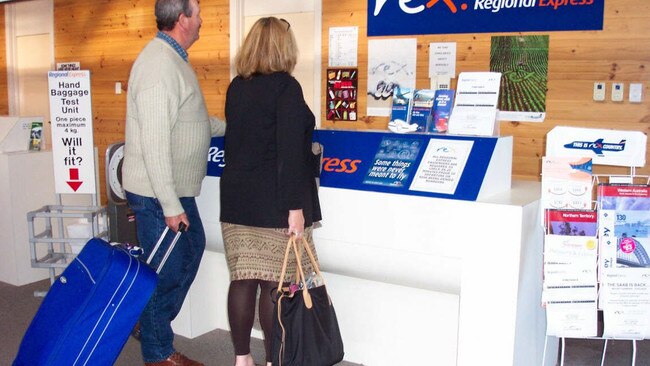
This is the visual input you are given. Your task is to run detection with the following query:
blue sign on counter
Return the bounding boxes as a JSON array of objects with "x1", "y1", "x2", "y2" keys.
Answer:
[{"x1": 208, "y1": 130, "x2": 510, "y2": 201}]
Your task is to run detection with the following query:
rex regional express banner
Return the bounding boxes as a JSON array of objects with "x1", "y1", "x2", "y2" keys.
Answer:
[{"x1": 368, "y1": 0, "x2": 604, "y2": 36}]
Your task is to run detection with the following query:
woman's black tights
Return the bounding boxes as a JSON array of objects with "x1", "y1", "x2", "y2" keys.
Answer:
[{"x1": 228, "y1": 279, "x2": 277, "y2": 362}]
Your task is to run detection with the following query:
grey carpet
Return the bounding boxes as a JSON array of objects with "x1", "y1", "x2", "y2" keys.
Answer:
[
  {"x1": 1, "y1": 280, "x2": 357, "y2": 366},
  {"x1": 2, "y1": 280, "x2": 650, "y2": 365}
]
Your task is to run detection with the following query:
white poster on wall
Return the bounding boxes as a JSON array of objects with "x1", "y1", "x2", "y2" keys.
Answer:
[
  {"x1": 429, "y1": 42, "x2": 456, "y2": 78},
  {"x1": 367, "y1": 38, "x2": 417, "y2": 117},
  {"x1": 328, "y1": 26, "x2": 358, "y2": 67},
  {"x1": 48, "y1": 70, "x2": 96, "y2": 194}
]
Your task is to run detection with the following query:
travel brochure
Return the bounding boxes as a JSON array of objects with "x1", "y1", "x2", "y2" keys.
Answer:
[
  {"x1": 541, "y1": 156, "x2": 593, "y2": 212},
  {"x1": 601, "y1": 270, "x2": 650, "y2": 339},
  {"x1": 545, "y1": 209, "x2": 598, "y2": 237},
  {"x1": 543, "y1": 209, "x2": 599, "y2": 338},
  {"x1": 28, "y1": 121, "x2": 43, "y2": 151},
  {"x1": 429, "y1": 90, "x2": 454, "y2": 133},
  {"x1": 598, "y1": 184, "x2": 650, "y2": 270}
]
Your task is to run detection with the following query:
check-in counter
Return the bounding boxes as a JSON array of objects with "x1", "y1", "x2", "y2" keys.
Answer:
[
  {"x1": 172, "y1": 131, "x2": 557, "y2": 366},
  {"x1": 0, "y1": 150, "x2": 55, "y2": 285}
]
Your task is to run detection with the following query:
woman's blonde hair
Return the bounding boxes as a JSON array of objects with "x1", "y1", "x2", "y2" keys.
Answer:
[{"x1": 235, "y1": 17, "x2": 298, "y2": 79}]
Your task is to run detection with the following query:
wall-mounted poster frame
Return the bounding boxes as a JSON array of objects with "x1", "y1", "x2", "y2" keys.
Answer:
[{"x1": 326, "y1": 68, "x2": 358, "y2": 121}]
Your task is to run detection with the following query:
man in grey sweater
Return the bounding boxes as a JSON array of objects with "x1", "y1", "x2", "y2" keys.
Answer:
[{"x1": 122, "y1": 1, "x2": 225, "y2": 365}]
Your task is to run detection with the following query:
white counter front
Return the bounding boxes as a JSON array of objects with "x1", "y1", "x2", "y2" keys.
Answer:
[
  {"x1": 173, "y1": 178, "x2": 557, "y2": 366},
  {"x1": 0, "y1": 151, "x2": 55, "y2": 285}
]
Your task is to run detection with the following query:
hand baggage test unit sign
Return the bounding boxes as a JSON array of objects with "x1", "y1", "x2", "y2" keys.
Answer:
[{"x1": 47, "y1": 70, "x2": 96, "y2": 194}]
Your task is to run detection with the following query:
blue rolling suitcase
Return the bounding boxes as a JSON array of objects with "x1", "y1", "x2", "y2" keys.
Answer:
[{"x1": 13, "y1": 226, "x2": 183, "y2": 366}]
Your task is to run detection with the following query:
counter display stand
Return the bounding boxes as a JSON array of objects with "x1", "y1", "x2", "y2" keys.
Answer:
[
  {"x1": 542, "y1": 127, "x2": 649, "y2": 365},
  {"x1": 541, "y1": 171, "x2": 649, "y2": 366}
]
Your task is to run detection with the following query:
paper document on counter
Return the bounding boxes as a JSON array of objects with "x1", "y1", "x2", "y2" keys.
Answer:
[{"x1": 448, "y1": 72, "x2": 501, "y2": 136}]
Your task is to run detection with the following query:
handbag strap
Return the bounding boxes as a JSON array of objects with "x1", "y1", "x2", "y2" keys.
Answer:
[
  {"x1": 299, "y1": 236, "x2": 324, "y2": 283},
  {"x1": 291, "y1": 236, "x2": 313, "y2": 309},
  {"x1": 276, "y1": 235, "x2": 318, "y2": 291},
  {"x1": 275, "y1": 235, "x2": 324, "y2": 366},
  {"x1": 275, "y1": 236, "x2": 307, "y2": 366},
  {"x1": 276, "y1": 236, "x2": 294, "y2": 294},
  {"x1": 275, "y1": 235, "x2": 317, "y2": 308}
]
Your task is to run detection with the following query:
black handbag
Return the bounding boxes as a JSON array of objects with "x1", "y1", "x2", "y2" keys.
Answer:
[{"x1": 271, "y1": 236, "x2": 344, "y2": 366}]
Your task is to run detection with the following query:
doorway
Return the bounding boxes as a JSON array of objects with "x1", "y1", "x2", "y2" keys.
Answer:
[
  {"x1": 229, "y1": 0, "x2": 322, "y2": 126},
  {"x1": 5, "y1": 0, "x2": 54, "y2": 147}
]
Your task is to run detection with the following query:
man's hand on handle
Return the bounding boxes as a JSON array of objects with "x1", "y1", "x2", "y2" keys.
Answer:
[{"x1": 165, "y1": 213, "x2": 189, "y2": 232}]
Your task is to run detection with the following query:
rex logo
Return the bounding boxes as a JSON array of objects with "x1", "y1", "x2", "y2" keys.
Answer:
[
  {"x1": 321, "y1": 157, "x2": 362, "y2": 173},
  {"x1": 373, "y1": 0, "x2": 467, "y2": 16}
]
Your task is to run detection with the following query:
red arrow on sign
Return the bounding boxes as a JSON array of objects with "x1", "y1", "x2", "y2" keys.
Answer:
[{"x1": 67, "y1": 168, "x2": 83, "y2": 192}]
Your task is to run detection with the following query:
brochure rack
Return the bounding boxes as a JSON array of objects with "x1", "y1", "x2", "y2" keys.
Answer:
[
  {"x1": 542, "y1": 170, "x2": 650, "y2": 366},
  {"x1": 541, "y1": 127, "x2": 649, "y2": 365}
]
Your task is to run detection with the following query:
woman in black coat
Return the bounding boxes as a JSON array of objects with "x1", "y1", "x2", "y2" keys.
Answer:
[{"x1": 220, "y1": 17, "x2": 322, "y2": 366}]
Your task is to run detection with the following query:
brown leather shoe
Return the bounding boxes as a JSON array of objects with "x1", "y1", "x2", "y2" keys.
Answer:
[{"x1": 144, "y1": 351, "x2": 204, "y2": 366}]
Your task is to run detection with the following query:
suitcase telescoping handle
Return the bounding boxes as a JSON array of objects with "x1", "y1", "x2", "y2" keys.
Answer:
[{"x1": 146, "y1": 222, "x2": 187, "y2": 274}]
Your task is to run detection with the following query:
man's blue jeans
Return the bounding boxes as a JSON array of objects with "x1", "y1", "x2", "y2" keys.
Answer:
[{"x1": 125, "y1": 191, "x2": 206, "y2": 363}]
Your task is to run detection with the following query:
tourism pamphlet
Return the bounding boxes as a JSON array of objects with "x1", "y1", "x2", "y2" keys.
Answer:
[
  {"x1": 545, "y1": 209, "x2": 598, "y2": 237},
  {"x1": 427, "y1": 89, "x2": 454, "y2": 133},
  {"x1": 545, "y1": 300, "x2": 598, "y2": 338},
  {"x1": 543, "y1": 233, "x2": 599, "y2": 337},
  {"x1": 388, "y1": 87, "x2": 416, "y2": 133},
  {"x1": 390, "y1": 86, "x2": 413, "y2": 122},
  {"x1": 543, "y1": 208, "x2": 599, "y2": 337},
  {"x1": 601, "y1": 270, "x2": 650, "y2": 339},
  {"x1": 28, "y1": 121, "x2": 43, "y2": 151},
  {"x1": 540, "y1": 157, "x2": 593, "y2": 226},
  {"x1": 409, "y1": 89, "x2": 435, "y2": 133},
  {"x1": 598, "y1": 184, "x2": 650, "y2": 270}
]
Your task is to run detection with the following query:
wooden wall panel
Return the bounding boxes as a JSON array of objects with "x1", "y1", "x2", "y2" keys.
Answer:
[
  {"x1": 321, "y1": 0, "x2": 650, "y2": 181},
  {"x1": 53, "y1": 0, "x2": 230, "y2": 204},
  {"x1": 49, "y1": 0, "x2": 650, "y2": 204}
]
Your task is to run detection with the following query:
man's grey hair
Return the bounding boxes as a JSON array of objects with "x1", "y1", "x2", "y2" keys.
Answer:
[{"x1": 155, "y1": 0, "x2": 193, "y2": 31}]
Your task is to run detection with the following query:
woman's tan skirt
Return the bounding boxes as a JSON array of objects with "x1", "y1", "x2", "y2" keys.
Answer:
[{"x1": 221, "y1": 223, "x2": 319, "y2": 283}]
